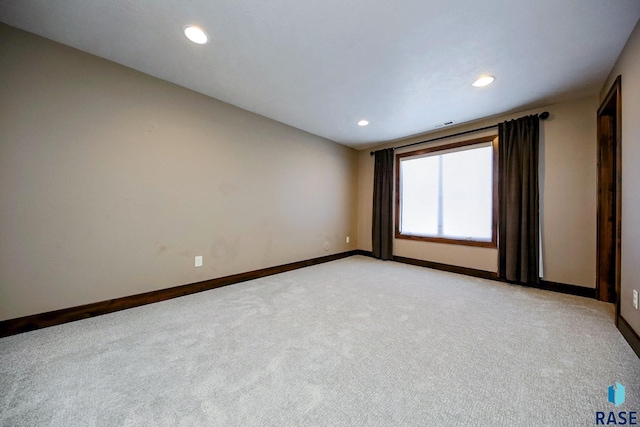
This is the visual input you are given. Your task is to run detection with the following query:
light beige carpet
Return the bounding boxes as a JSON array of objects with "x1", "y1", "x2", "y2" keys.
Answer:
[{"x1": 1, "y1": 256, "x2": 639, "y2": 426}]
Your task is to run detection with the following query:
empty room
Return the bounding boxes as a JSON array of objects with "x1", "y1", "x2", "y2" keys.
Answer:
[{"x1": 1, "y1": 1, "x2": 640, "y2": 425}]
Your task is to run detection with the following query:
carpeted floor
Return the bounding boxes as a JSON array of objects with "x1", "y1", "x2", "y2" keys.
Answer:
[{"x1": 1, "y1": 255, "x2": 639, "y2": 426}]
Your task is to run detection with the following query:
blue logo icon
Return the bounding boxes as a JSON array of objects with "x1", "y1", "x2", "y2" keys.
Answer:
[{"x1": 608, "y1": 382, "x2": 625, "y2": 407}]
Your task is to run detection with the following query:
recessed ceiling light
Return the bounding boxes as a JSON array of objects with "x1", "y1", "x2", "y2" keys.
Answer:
[
  {"x1": 357, "y1": 120, "x2": 369, "y2": 126},
  {"x1": 472, "y1": 75, "x2": 495, "y2": 87},
  {"x1": 184, "y1": 25, "x2": 209, "y2": 44}
]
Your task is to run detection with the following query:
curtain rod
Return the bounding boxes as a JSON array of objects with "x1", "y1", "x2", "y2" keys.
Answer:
[{"x1": 369, "y1": 111, "x2": 550, "y2": 156}]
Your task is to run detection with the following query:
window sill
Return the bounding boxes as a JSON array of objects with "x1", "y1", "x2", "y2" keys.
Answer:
[{"x1": 395, "y1": 232, "x2": 497, "y2": 248}]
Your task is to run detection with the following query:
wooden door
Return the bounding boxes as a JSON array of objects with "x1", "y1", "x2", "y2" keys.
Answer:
[
  {"x1": 597, "y1": 115, "x2": 616, "y2": 303},
  {"x1": 596, "y1": 76, "x2": 621, "y2": 314}
]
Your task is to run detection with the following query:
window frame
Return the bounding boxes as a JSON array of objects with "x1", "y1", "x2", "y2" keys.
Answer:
[{"x1": 395, "y1": 135, "x2": 499, "y2": 248}]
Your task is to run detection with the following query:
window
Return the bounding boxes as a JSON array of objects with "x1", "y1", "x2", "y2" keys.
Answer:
[{"x1": 395, "y1": 136, "x2": 498, "y2": 247}]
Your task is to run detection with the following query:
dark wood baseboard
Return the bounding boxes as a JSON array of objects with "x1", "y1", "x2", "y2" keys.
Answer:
[
  {"x1": 0, "y1": 250, "x2": 600, "y2": 339},
  {"x1": 393, "y1": 255, "x2": 498, "y2": 280},
  {"x1": 351, "y1": 249, "x2": 373, "y2": 257},
  {"x1": 0, "y1": 250, "x2": 361, "y2": 338},
  {"x1": 389, "y1": 254, "x2": 596, "y2": 299},
  {"x1": 618, "y1": 316, "x2": 640, "y2": 359},
  {"x1": 536, "y1": 279, "x2": 596, "y2": 299}
]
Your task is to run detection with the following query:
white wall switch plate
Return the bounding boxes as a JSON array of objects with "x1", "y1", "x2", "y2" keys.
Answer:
[
  {"x1": 633, "y1": 289, "x2": 638, "y2": 310},
  {"x1": 346, "y1": 236, "x2": 350, "y2": 243},
  {"x1": 195, "y1": 256, "x2": 203, "y2": 268}
]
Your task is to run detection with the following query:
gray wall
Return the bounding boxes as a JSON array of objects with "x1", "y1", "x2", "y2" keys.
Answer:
[
  {"x1": 601, "y1": 18, "x2": 640, "y2": 335},
  {"x1": 357, "y1": 96, "x2": 598, "y2": 289},
  {"x1": 0, "y1": 24, "x2": 359, "y2": 321}
]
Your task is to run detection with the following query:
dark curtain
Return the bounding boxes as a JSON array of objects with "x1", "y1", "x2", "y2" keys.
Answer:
[
  {"x1": 372, "y1": 148, "x2": 394, "y2": 260},
  {"x1": 498, "y1": 115, "x2": 540, "y2": 284}
]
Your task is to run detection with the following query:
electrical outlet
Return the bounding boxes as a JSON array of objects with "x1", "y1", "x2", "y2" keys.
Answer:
[
  {"x1": 195, "y1": 256, "x2": 203, "y2": 268},
  {"x1": 633, "y1": 289, "x2": 638, "y2": 310},
  {"x1": 346, "y1": 236, "x2": 350, "y2": 243}
]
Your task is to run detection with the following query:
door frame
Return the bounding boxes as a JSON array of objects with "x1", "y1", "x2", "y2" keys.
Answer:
[{"x1": 596, "y1": 75, "x2": 622, "y2": 322}]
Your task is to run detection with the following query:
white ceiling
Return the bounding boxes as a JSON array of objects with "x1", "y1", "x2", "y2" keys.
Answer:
[{"x1": 1, "y1": 1, "x2": 639, "y2": 149}]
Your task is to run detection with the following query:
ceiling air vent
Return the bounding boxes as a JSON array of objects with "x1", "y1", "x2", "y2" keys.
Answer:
[{"x1": 434, "y1": 121, "x2": 455, "y2": 129}]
